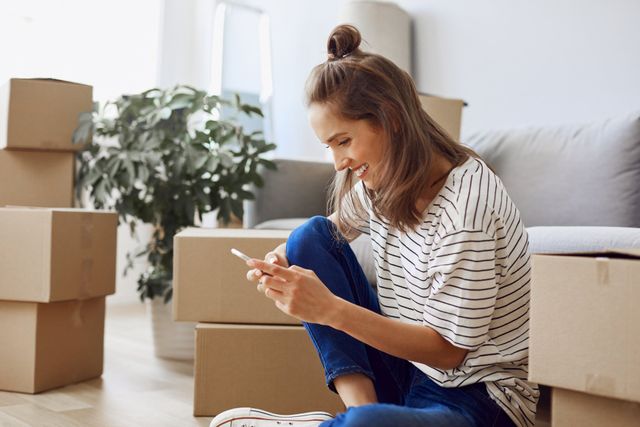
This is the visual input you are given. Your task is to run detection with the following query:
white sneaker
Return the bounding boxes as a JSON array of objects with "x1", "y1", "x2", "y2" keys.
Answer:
[{"x1": 209, "y1": 407, "x2": 333, "y2": 427}]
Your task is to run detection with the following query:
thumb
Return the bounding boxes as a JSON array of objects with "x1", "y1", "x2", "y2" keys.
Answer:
[
  {"x1": 265, "y1": 252, "x2": 280, "y2": 265},
  {"x1": 267, "y1": 251, "x2": 290, "y2": 268}
]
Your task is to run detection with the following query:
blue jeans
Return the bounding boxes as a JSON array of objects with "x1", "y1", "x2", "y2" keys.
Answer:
[{"x1": 286, "y1": 216, "x2": 516, "y2": 427}]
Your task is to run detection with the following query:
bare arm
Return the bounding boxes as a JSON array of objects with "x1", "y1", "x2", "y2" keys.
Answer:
[
  {"x1": 330, "y1": 297, "x2": 468, "y2": 370},
  {"x1": 249, "y1": 259, "x2": 469, "y2": 371}
]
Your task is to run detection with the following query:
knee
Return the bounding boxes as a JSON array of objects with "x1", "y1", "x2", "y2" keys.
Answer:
[
  {"x1": 286, "y1": 216, "x2": 335, "y2": 264},
  {"x1": 333, "y1": 405, "x2": 390, "y2": 427}
]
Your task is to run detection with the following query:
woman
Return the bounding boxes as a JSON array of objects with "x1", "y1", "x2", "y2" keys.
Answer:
[{"x1": 211, "y1": 25, "x2": 538, "y2": 427}]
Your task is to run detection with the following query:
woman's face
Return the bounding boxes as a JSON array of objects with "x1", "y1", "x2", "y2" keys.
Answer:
[{"x1": 308, "y1": 103, "x2": 387, "y2": 190}]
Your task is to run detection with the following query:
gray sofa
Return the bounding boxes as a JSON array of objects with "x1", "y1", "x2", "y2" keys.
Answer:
[{"x1": 244, "y1": 111, "x2": 640, "y2": 279}]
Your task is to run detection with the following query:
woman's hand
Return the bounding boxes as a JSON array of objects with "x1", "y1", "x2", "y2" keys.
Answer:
[
  {"x1": 247, "y1": 258, "x2": 342, "y2": 326},
  {"x1": 246, "y1": 242, "x2": 289, "y2": 290}
]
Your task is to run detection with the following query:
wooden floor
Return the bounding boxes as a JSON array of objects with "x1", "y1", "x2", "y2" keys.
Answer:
[
  {"x1": 0, "y1": 303, "x2": 211, "y2": 427},
  {"x1": 0, "y1": 303, "x2": 552, "y2": 427}
]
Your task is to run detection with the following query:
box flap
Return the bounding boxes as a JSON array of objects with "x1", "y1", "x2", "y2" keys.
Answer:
[
  {"x1": 0, "y1": 206, "x2": 111, "y2": 214},
  {"x1": 419, "y1": 92, "x2": 468, "y2": 106},
  {"x1": 176, "y1": 227, "x2": 291, "y2": 239},
  {"x1": 9, "y1": 77, "x2": 91, "y2": 88}
]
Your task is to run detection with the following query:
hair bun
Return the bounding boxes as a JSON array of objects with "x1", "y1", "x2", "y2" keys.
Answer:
[{"x1": 327, "y1": 24, "x2": 362, "y2": 60}]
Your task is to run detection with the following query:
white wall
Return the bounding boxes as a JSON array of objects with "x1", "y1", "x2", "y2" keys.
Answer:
[
  {"x1": 176, "y1": 0, "x2": 638, "y2": 159},
  {"x1": 398, "y1": 0, "x2": 640, "y2": 139}
]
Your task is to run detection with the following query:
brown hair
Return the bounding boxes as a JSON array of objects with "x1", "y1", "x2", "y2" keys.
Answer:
[{"x1": 306, "y1": 24, "x2": 479, "y2": 235}]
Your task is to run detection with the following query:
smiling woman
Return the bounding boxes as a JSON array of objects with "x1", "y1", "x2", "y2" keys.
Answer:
[{"x1": 212, "y1": 24, "x2": 537, "y2": 427}]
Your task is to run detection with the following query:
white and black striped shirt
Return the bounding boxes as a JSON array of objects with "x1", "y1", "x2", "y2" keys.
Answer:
[{"x1": 351, "y1": 156, "x2": 539, "y2": 427}]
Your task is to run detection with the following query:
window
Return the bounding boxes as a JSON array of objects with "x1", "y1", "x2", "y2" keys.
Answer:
[{"x1": 0, "y1": 0, "x2": 163, "y2": 102}]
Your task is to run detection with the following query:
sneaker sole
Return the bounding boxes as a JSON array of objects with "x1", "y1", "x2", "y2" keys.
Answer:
[{"x1": 210, "y1": 407, "x2": 333, "y2": 427}]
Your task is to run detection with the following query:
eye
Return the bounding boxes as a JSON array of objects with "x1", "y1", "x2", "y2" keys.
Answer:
[{"x1": 337, "y1": 138, "x2": 351, "y2": 146}]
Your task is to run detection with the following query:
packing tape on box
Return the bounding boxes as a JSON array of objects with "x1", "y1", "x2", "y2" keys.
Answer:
[
  {"x1": 585, "y1": 373, "x2": 616, "y2": 395},
  {"x1": 595, "y1": 257, "x2": 610, "y2": 285},
  {"x1": 79, "y1": 259, "x2": 93, "y2": 299},
  {"x1": 79, "y1": 213, "x2": 94, "y2": 298},
  {"x1": 72, "y1": 299, "x2": 85, "y2": 327},
  {"x1": 81, "y1": 213, "x2": 94, "y2": 249}
]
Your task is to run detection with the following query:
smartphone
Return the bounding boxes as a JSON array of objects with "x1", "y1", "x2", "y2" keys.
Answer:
[
  {"x1": 230, "y1": 248, "x2": 251, "y2": 262},
  {"x1": 230, "y1": 248, "x2": 273, "y2": 277}
]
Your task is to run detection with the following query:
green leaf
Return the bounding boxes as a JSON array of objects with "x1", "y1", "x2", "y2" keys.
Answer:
[
  {"x1": 167, "y1": 93, "x2": 194, "y2": 110},
  {"x1": 72, "y1": 111, "x2": 94, "y2": 145},
  {"x1": 241, "y1": 105, "x2": 264, "y2": 117},
  {"x1": 205, "y1": 157, "x2": 220, "y2": 171},
  {"x1": 193, "y1": 153, "x2": 208, "y2": 170},
  {"x1": 230, "y1": 199, "x2": 244, "y2": 219},
  {"x1": 252, "y1": 173, "x2": 264, "y2": 187},
  {"x1": 236, "y1": 189, "x2": 255, "y2": 200},
  {"x1": 259, "y1": 159, "x2": 277, "y2": 170},
  {"x1": 219, "y1": 151, "x2": 234, "y2": 168}
]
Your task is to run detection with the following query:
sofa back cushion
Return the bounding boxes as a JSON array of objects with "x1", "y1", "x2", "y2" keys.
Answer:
[
  {"x1": 244, "y1": 159, "x2": 335, "y2": 228},
  {"x1": 465, "y1": 113, "x2": 640, "y2": 227}
]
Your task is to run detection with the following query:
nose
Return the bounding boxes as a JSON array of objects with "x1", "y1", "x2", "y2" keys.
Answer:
[{"x1": 332, "y1": 151, "x2": 350, "y2": 172}]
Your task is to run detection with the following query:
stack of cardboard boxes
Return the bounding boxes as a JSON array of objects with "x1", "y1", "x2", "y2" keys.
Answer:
[
  {"x1": 0, "y1": 78, "x2": 117, "y2": 394},
  {"x1": 172, "y1": 95, "x2": 466, "y2": 417},
  {"x1": 529, "y1": 250, "x2": 640, "y2": 426},
  {"x1": 173, "y1": 228, "x2": 345, "y2": 416}
]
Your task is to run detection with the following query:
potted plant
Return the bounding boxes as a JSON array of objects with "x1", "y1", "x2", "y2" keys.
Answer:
[{"x1": 73, "y1": 85, "x2": 277, "y2": 357}]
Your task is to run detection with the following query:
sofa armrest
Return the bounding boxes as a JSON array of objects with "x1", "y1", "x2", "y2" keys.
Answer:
[
  {"x1": 243, "y1": 158, "x2": 335, "y2": 228},
  {"x1": 527, "y1": 226, "x2": 640, "y2": 254}
]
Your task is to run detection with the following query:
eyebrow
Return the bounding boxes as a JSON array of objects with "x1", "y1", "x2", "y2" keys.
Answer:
[{"x1": 325, "y1": 132, "x2": 348, "y2": 144}]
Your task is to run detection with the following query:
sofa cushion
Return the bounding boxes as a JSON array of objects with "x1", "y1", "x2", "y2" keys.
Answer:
[
  {"x1": 243, "y1": 159, "x2": 334, "y2": 228},
  {"x1": 527, "y1": 226, "x2": 640, "y2": 254},
  {"x1": 465, "y1": 113, "x2": 640, "y2": 228},
  {"x1": 255, "y1": 218, "x2": 377, "y2": 286}
]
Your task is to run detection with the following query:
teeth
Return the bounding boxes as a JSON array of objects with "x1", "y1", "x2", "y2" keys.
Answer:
[{"x1": 354, "y1": 163, "x2": 369, "y2": 177}]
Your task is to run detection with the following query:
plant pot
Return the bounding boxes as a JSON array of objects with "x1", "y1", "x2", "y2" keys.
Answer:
[{"x1": 147, "y1": 297, "x2": 196, "y2": 360}]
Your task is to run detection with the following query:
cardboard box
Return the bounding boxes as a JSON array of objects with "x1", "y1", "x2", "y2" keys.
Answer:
[
  {"x1": 0, "y1": 297, "x2": 105, "y2": 393},
  {"x1": 418, "y1": 93, "x2": 465, "y2": 142},
  {"x1": 0, "y1": 149, "x2": 75, "y2": 207},
  {"x1": 0, "y1": 208, "x2": 117, "y2": 302},
  {"x1": 194, "y1": 323, "x2": 344, "y2": 416},
  {"x1": 529, "y1": 250, "x2": 640, "y2": 403},
  {"x1": 552, "y1": 388, "x2": 640, "y2": 427},
  {"x1": 0, "y1": 78, "x2": 92, "y2": 151},
  {"x1": 173, "y1": 228, "x2": 298, "y2": 324}
]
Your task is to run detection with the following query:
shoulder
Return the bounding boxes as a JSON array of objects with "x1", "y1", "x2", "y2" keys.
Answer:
[{"x1": 439, "y1": 157, "x2": 503, "y2": 234}]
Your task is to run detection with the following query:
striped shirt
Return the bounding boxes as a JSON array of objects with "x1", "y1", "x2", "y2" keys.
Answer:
[{"x1": 351, "y1": 156, "x2": 539, "y2": 427}]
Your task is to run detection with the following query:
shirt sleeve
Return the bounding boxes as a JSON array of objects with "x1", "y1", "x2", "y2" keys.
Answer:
[{"x1": 423, "y1": 228, "x2": 498, "y2": 350}]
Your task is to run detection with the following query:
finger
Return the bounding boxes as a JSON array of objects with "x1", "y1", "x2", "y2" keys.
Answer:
[
  {"x1": 246, "y1": 268, "x2": 262, "y2": 282},
  {"x1": 264, "y1": 252, "x2": 279, "y2": 265},
  {"x1": 264, "y1": 286, "x2": 285, "y2": 302},
  {"x1": 262, "y1": 276, "x2": 286, "y2": 292},
  {"x1": 247, "y1": 259, "x2": 295, "y2": 282}
]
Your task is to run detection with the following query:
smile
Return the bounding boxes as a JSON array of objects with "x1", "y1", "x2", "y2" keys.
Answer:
[{"x1": 354, "y1": 163, "x2": 369, "y2": 178}]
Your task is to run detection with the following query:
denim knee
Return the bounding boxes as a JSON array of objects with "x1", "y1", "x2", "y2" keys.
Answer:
[
  {"x1": 329, "y1": 405, "x2": 397, "y2": 427},
  {"x1": 286, "y1": 215, "x2": 338, "y2": 265}
]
